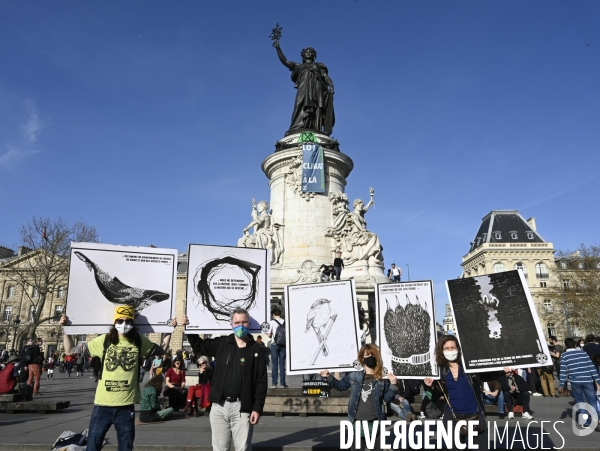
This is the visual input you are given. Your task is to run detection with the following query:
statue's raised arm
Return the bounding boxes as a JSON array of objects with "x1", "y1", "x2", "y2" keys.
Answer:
[{"x1": 273, "y1": 40, "x2": 296, "y2": 70}]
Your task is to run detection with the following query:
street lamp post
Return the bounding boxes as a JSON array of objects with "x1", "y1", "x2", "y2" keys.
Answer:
[
  {"x1": 406, "y1": 264, "x2": 411, "y2": 282},
  {"x1": 11, "y1": 316, "x2": 20, "y2": 352}
]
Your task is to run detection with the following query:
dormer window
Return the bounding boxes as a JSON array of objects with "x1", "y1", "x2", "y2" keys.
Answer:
[
  {"x1": 526, "y1": 232, "x2": 534, "y2": 240},
  {"x1": 482, "y1": 233, "x2": 487, "y2": 241},
  {"x1": 560, "y1": 261, "x2": 567, "y2": 269},
  {"x1": 476, "y1": 237, "x2": 481, "y2": 246},
  {"x1": 494, "y1": 231, "x2": 502, "y2": 240},
  {"x1": 510, "y1": 231, "x2": 518, "y2": 240}
]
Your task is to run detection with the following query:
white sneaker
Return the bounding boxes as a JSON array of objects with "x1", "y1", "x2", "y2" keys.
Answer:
[
  {"x1": 532, "y1": 393, "x2": 542, "y2": 396},
  {"x1": 419, "y1": 412, "x2": 426, "y2": 419},
  {"x1": 522, "y1": 412, "x2": 534, "y2": 420},
  {"x1": 508, "y1": 412, "x2": 515, "y2": 419}
]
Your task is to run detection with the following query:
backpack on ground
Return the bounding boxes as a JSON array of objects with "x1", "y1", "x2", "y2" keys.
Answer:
[
  {"x1": 273, "y1": 319, "x2": 286, "y2": 347},
  {"x1": 98, "y1": 333, "x2": 142, "y2": 381}
]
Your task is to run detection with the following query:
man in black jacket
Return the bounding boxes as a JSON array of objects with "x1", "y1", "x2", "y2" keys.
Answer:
[
  {"x1": 498, "y1": 369, "x2": 534, "y2": 420},
  {"x1": 183, "y1": 307, "x2": 267, "y2": 451},
  {"x1": 24, "y1": 337, "x2": 43, "y2": 396}
]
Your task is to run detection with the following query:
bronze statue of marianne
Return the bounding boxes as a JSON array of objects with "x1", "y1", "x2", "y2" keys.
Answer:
[{"x1": 272, "y1": 36, "x2": 335, "y2": 136}]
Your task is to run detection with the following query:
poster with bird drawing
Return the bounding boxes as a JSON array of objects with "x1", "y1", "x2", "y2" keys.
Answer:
[
  {"x1": 375, "y1": 281, "x2": 439, "y2": 379},
  {"x1": 285, "y1": 280, "x2": 361, "y2": 375},
  {"x1": 185, "y1": 244, "x2": 269, "y2": 334},
  {"x1": 446, "y1": 270, "x2": 551, "y2": 373},
  {"x1": 65, "y1": 242, "x2": 177, "y2": 334}
]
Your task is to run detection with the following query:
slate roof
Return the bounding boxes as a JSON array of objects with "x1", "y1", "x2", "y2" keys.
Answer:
[{"x1": 468, "y1": 210, "x2": 545, "y2": 253}]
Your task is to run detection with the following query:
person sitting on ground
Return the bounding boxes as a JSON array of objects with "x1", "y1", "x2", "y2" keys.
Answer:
[
  {"x1": 480, "y1": 379, "x2": 506, "y2": 418},
  {"x1": 151, "y1": 353, "x2": 163, "y2": 377},
  {"x1": 497, "y1": 368, "x2": 534, "y2": 419},
  {"x1": 139, "y1": 355, "x2": 152, "y2": 382},
  {"x1": 0, "y1": 355, "x2": 19, "y2": 394},
  {"x1": 139, "y1": 374, "x2": 174, "y2": 423},
  {"x1": 418, "y1": 381, "x2": 444, "y2": 419},
  {"x1": 184, "y1": 355, "x2": 213, "y2": 417},
  {"x1": 390, "y1": 379, "x2": 419, "y2": 421},
  {"x1": 161, "y1": 353, "x2": 172, "y2": 372},
  {"x1": 163, "y1": 357, "x2": 187, "y2": 410}
]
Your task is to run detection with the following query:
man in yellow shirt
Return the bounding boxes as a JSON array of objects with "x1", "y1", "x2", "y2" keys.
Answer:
[{"x1": 61, "y1": 306, "x2": 175, "y2": 451}]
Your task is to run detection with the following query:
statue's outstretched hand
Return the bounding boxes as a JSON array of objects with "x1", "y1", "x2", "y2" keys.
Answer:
[{"x1": 272, "y1": 40, "x2": 280, "y2": 48}]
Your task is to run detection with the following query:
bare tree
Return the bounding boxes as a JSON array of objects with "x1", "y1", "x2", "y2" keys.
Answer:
[
  {"x1": 0, "y1": 217, "x2": 99, "y2": 338},
  {"x1": 552, "y1": 244, "x2": 600, "y2": 337}
]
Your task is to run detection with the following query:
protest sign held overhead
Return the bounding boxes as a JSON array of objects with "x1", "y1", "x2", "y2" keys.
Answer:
[
  {"x1": 285, "y1": 280, "x2": 361, "y2": 376},
  {"x1": 65, "y1": 242, "x2": 177, "y2": 334},
  {"x1": 185, "y1": 244, "x2": 269, "y2": 334},
  {"x1": 375, "y1": 280, "x2": 439, "y2": 379},
  {"x1": 446, "y1": 269, "x2": 551, "y2": 372}
]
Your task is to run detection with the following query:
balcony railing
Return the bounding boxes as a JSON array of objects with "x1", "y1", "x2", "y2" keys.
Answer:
[{"x1": 536, "y1": 273, "x2": 549, "y2": 279}]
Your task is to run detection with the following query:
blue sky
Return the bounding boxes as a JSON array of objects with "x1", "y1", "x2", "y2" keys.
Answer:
[{"x1": 1, "y1": 1, "x2": 599, "y2": 322}]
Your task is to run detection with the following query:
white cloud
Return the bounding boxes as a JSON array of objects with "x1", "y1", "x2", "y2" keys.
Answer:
[{"x1": 0, "y1": 101, "x2": 47, "y2": 169}]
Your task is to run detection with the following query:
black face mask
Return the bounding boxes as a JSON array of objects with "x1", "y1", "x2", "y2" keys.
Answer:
[{"x1": 363, "y1": 356, "x2": 377, "y2": 369}]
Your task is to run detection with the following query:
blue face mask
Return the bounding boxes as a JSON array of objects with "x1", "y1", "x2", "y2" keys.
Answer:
[{"x1": 233, "y1": 324, "x2": 249, "y2": 338}]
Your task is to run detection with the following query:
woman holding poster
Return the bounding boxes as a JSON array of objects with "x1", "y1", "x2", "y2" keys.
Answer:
[
  {"x1": 424, "y1": 336, "x2": 504, "y2": 450},
  {"x1": 320, "y1": 344, "x2": 397, "y2": 451}
]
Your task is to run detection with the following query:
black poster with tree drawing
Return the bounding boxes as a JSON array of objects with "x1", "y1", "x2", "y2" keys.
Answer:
[{"x1": 446, "y1": 270, "x2": 551, "y2": 372}]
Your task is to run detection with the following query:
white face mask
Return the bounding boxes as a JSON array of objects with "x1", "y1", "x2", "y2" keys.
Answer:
[
  {"x1": 115, "y1": 323, "x2": 133, "y2": 334},
  {"x1": 443, "y1": 350, "x2": 459, "y2": 362}
]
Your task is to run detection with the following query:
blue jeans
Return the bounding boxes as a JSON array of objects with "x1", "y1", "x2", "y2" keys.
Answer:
[
  {"x1": 390, "y1": 398, "x2": 412, "y2": 420},
  {"x1": 87, "y1": 404, "x2": 135, "y2": 451},
  {"x1": 271, "y1": 344, "x2": 286, "y2": 386},
  {"x1": 482, "y1": 391, "x2": 505, "y2": 414},
  {"x1": 570, "y1": 382, "x2": 599, "y2": 427}
]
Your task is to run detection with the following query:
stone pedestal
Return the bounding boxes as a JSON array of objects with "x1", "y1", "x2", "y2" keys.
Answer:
[{"x1": 259, "y1": 133, "x2": 389, "y2": 326}]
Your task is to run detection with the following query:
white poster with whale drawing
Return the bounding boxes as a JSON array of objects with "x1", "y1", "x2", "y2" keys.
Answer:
[
  {"x1": 446, "y1": 270, "x2": 551, "y2": 373},
  {"x1": 375, "y1": 281, "x2": 439, "y2": 380},
  {"x1": 184, "y1": 244, "x2": 269, "y2": 334},
  {"x1": 64, "y1": 242, "x2": 177, "y2": 334},
  {"x1": 285, "y1": 280, "x2": 361, "y2": 376}
]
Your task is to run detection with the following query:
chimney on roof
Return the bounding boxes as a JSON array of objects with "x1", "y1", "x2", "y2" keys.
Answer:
[
  {"x1": 18, "y1": 246, "x2": 32, "y2": 256},
  {"x1": 0, "y1": 246, "x2": 15, "y2": 258},
  {"x1": 527, "y1": 217, "x2": 537, "y2": 232}
]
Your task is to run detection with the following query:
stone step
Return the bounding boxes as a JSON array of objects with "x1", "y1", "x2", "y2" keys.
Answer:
[{"x1": 0, "y1": 400, "x2": 70, "y2": 414}]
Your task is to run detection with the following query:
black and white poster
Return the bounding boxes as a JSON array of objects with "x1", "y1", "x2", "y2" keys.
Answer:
[
  {"x1": 65, "y1": 242, "x2": 177, "y2": 334},
  {"x1": 446, "y1": 270, "x2": 551, "y2": 373},
  {"x1": 375, "y1": 281, "x2": 439, "y2": 379},
  {"x1": 285, "y1": 280, "x2": 361, "y2": 376},
  {"x1": 185, "y1": 244, "x2": 269, "y2": 334}
]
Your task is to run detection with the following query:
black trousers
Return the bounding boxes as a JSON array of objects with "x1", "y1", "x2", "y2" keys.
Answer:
[{"x1": 503, "y1": 391, "x2": 531, "y2": 413}]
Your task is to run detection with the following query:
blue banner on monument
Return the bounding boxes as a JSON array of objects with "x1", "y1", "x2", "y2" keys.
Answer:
[{"x1": 301, "y1": 144, "x2": 325, "y2": 193}]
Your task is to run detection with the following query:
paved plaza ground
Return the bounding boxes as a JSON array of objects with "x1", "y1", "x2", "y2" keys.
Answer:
[{"x1": 1, "y1": 369, "x2": 599, "y2": 450}]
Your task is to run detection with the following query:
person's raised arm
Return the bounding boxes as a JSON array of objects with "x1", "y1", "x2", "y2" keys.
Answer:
[
  {"x1": 273, "y1": 40, "x2": 295, "y2": 70},
  {"x1": 59, "y1": 314, "x2": 74, "y2": 355},
  {"x1": 181, "y1": 315, "x2": 218, "y2": 359}
]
